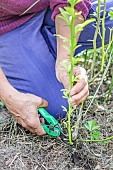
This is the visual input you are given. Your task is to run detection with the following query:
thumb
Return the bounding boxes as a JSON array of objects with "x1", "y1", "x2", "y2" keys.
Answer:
[{"x1": 34, "y1": 96, "x2": 48, "y2": 108}]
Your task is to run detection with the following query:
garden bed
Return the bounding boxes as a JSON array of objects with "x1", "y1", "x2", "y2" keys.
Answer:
[{"x1": 0, "y1": 66, "x2": 113, "y2": 170}]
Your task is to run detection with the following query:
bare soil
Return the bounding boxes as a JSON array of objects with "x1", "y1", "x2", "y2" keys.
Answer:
[{"x1": 0, "y1": 70, "x2": 113, "y2": 170}]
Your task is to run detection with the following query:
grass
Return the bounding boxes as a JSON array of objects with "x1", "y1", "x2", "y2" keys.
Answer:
[{"x1": 0, "y1": 62, "x2": 112, "y2": 169}]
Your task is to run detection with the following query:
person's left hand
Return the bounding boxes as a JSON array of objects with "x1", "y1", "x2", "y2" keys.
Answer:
[{"x1": 56, "y1": 66, "x2": 89, "y2": 108}]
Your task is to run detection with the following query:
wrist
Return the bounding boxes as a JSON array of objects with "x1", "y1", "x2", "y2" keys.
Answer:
[
  {"x1": 56, "y1": 61, "x2": 69, "y2": 84},
  {"x1": 0, "y1": 81, "x2": 19, "y2": 105}
]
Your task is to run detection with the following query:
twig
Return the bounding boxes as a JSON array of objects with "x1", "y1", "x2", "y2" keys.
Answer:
[
  {"x1": 8, "y1": 153, "x2": 20, "y2": 167},
  {"x1": 72, "y1": 102, "x2": 84, "y2": 140},
  {"x1": 84, "y1": 45, "x2": 113, "y2": 116},
  {"x1": 20, "y1": 0, "x2": 40, "y2": 16}
]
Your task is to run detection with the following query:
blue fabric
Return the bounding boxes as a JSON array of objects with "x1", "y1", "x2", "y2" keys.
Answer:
[
  {"x1": 0, "y1": 1, "x2": 113, "y2": 119},
  {"x1": 76, "y1": 0, "x2": 113, "y2": 54},
  {"x1": 0, "y1": 10, "x2": 68, "y2": 119}
]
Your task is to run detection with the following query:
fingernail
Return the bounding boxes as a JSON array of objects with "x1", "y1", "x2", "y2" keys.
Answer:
[
  {"x1": 73, "y1": 105, "x2": 77, "y2": 109},
  {"x1": 70, "y1": 90, "x2": 76, "y2": 96}
]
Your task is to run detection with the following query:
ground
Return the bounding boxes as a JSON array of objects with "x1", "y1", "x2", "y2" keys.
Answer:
[{"x1": 0, "y1": 68, "x2": 113, "y2": 170}]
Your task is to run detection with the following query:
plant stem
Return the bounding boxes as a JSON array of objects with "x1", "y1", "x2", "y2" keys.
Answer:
[
  {"x1": 72, "y1": 102, "x2": 84, "y2": 140},
  {"x1": 101, "y1": 0, "x2": 106, "y2": 72},
  {"x1": 83, "y1": 51, "x2": 87, "y2": 69},
  {"x1": 68, "y1": 16, "x2": 75, "y2": 145},
  {"x1": 81, "y1": 135, "x2": 113, "y2": 143},
  {"x1": 106, "y1": 73, "x2": 113, "y2": 101},
  {"x1": 70, "y1": 17, "x2": 75, "y2": 88},
  {"x1": 84, "y1": 44, "x2": 113, "y2": 116},
  {"x1": 68, "y1": 103, "x2": 73, "y2": 145},
  {"x1": 90, "y1": 0, "x2": 101, "y2": 78}
]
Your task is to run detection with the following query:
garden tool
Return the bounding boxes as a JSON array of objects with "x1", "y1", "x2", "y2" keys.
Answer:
[{"x1": 38, "y1": 107, "x2": 68, "y2": 143}]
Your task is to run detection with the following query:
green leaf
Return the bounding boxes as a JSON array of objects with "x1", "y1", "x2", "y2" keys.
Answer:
[
  {"x1": 92, "y1": 125, "x2": 100, "y2": 131},
  {"x1": 75, "y1": 18, "x2": 96, "y2": 34},
  {"x1": 92, "y1": 131, "x2": 100, "y2": 139},
  {"x1": 84, "y1": 123, "x2": 91, "y2": 131},
  {"x1": 109, "y1": 10, "x2": 113, "y2": 20},
  {"x1": 75, "y1": 24, "x2": 83, "y2": 34},
  {"x1": 61, "y1": 106, "x2": 68, "y2": 112},
  {"x1": 63, "y1": 45, "x2": 70, "y2": 52},
  {"x1": 60, "y1": 60, "x2": 71, "y2": 73},
  {"x1": 58, "y1": 15, "x2": 70, "y2": 24},
  {"x1": 54, "y1": 34, "x2": 70, "y2": 43},
  {"x1": 61, "y1": 89, "x2": 70, "y2": 98},
  {"x1": 74, "y1": 44, "x2": 82, "y2": 51},
  {"x1": 59, "y1": 8, "x2": 70, "y2": 23},
  {"x1": 72, "y1": 57, "x2": 83, "y2": 65},
  {"x1": 64, "y1": 6, "x2": 75, "y2": 17},
  {"x1": 68, "y1": 0, "x2": 82, "y2": 7},
  {"x1": 84, "y1": 120, "x2": 96, "y2": 131},
  {"x1": 72, "y1": 75, "x2": 79, "y2": 83}
]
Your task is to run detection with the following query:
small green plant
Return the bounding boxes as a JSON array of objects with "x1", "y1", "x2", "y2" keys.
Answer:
[
  {"x1": 90, "y1": 0, "x2": 101, "y2": 78},
  {"x1": 101, "y1": 0, "x2": 106, "y2": 72},
  {"x1": 56, "y1": 0, "x2": 95, "y2": 144},
  {"x1": 84, "y1": 120, "x2": 100, "y2": 140}
]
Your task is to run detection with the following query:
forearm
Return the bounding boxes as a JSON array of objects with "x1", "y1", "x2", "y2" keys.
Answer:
[
  {"x1": 0, "y1": 68, "x2": 47, "y2": 135},
  {"x1": 55, "y1": 11, "x2": 84, "y2": 66},
  {"x1": 0, "y1": 67, "x2": 18, "y2": 103}
]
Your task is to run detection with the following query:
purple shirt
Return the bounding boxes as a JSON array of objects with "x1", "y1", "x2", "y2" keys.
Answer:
[{"x1": 0, "y1": 0, "x2": 92, "y2": 35}]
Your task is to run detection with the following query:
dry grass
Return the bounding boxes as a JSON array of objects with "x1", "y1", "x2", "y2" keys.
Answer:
[{"x1": 0, "y1": 67, "x2": 113, "y2": 170}]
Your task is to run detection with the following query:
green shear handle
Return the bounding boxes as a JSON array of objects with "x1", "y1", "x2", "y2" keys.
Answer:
[{"x1": 38, "y1": 108, "x2": 62, "y2": 137}]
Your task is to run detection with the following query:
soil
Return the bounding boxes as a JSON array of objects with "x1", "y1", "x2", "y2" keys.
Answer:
[{"x1": 0, "y1": 70, "x2": 113, "y2": 170}]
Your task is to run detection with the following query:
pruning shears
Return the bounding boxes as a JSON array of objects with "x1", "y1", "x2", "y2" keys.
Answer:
[{"x1": 38, "y1": 108, "x2": 68, "y2": 142}]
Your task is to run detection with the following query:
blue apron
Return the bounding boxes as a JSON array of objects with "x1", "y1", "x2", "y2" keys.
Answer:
[{"x1": 0, "y1": 0, "x2": 112, "y2": 119}]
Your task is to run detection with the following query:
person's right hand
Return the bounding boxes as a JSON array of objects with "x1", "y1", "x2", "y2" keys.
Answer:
[{"x1": 4, "y1": 91, "x2": 48, "y2": 135}]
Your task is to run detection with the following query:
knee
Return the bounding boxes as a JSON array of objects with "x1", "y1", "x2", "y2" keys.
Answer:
[{"x1": 46, "y1": 94, "x2": 68, "y2": 120}]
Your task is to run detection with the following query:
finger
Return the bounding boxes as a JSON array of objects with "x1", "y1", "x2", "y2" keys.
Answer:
[
  {"x1": 40, "y1": 118, "x2": 45, "y2": 124},
  {"x1": 70, "y1": 85, "x2": 89, "y2": 104},
  {"x1": 17, "y1": 117, "x2": 36, "y2": 134},
  {"x1": 76, "y1": 92, "x2": 89, "y2": 105},
  {"x1": 37, "y1": 97, "x2": 48, "y2": 108},
  {"x1": 73, "y1": 67, "x2": 86, "y2": 77},
  {"x1": 28, "y1": 94, "x2": 48, "y2": 108},
  {"x1": 71, "y1": 91, "x2": 89, "y2": 107},
  {"x1": 26, "y1": 115, "x2": 46, "y2": 136},
  {"x1": 38, "y1": 114, "x2": 45, "y2": 124},
  {"x1": 34, "y1": 117, "x2": 46, "y2": 135},
  {"x1": 73, "y1": 67, "x2": 88, "y2": 83},
  {"x1": 70, "y1": 79, "x2": 88, "y2": 96}
]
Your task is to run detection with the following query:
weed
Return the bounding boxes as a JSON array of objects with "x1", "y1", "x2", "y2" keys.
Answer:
[{"x1": 84, "y1": 120, "x2": 100, "y2": 140}]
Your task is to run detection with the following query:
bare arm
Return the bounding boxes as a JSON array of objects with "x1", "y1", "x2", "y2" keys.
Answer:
[
  {"x1": 55, "y1": 14, "x2": 89, "y2": 107},
  {"x1": 55, "y1": 11, "x2": 84, "y2": 66},
  {"x1": 0, "y1": 67, "x2": 47, "y2": 135},
  {"x1": 0, "y1": 67, "x2": 18, "y2": 102}
]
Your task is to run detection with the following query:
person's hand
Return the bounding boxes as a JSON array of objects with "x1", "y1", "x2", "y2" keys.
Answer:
[
  {"x1": 4, "y1": 91, "x2": 48, "y2": 135},
  {"x1": 56, "y1": 65, "x2": 89, "y2": 108}
]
